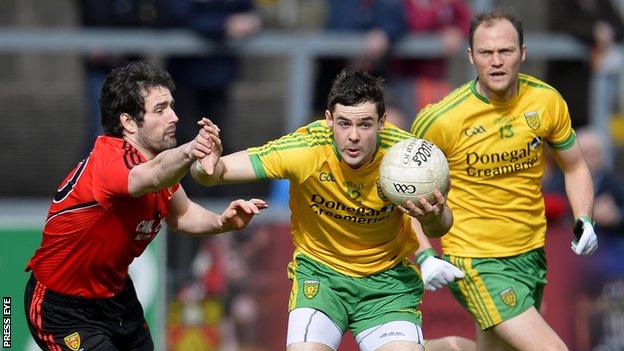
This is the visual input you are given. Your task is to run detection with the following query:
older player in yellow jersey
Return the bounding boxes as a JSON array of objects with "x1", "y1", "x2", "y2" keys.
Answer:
[
  {"x1": 410, "y1": 10, "x2": 598, "y2": 351},
  {"x1": 192, "y1": 69, "x2": 453, "y2": 351}
]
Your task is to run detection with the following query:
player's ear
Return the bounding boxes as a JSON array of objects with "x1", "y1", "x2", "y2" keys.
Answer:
[
  {"x1": 521, "y1": 44, "x2": 526, "y2": 63},
  {"x1": 468, "y1": 47, "x2": 474, "y2": 65},
  {"x1": 378, "y1": 113, "x2": 387, "y2": 131},
  {"x1": 325, "y1": 110, "x2": 333, "y2": 127},
  {"x1": 120, "y1": 113, "x2": 138, "y2": 134}
]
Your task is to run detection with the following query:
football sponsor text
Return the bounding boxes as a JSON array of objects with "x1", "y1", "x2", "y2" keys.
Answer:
[
  {"x1": 309, "y1": 194, "x2": 395, "y2": 224},
  {"x1": 465, "y1": 142, "x2": 540, "y2": 177}
]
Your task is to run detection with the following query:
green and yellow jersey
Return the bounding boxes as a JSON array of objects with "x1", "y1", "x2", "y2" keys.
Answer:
[
  {"x1": 248, "y1": 120, "x2": 418, "y2": 276},
  {"x1": 411, "y1": 73, "x2": 575, "y2": 258}
]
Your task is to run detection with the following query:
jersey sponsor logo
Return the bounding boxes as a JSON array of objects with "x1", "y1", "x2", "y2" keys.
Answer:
[
  {"x1": 134, "y1": 216, "x2": 163, "y2": 241},
  {"x1": 463, "y1": 125, "x2": 487, "y2": 137},
  {"x1": 524, "y1": 111, "x2": 540, "y2": 130},
  {"x1": 63, "y1": 331, "x2": 81, "y2": 351},
  {"x1": 309, "y1": 194, "x2": 395, "y2": 224},
  {"x1": 319, "y1": 172, "x2": 336, "y2": 182},
  {"x1": 499, "y1": 288, "x2": 517, "y2": 307},
  {"x1": 465, "y1": 142, "x2": 540, "y2": 177},
  {"x1": 493, "y1": 115, "x2": 517, "y2": 125},
  {"x1": 343, "y1": 180, "x2": 364, "y2": 190},
  {"x1": 303, "y1": 280, "x2": 319, "y2": 299}
]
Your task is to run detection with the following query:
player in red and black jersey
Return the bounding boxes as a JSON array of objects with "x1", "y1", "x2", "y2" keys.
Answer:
[{"x1": 24, "y1": 61, "x2": 267, "y2": 351}]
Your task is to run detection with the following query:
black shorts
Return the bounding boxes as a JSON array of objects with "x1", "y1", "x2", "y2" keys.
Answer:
[{"x1": 24, "y1": 274, "x2": 154, "y2": 351}]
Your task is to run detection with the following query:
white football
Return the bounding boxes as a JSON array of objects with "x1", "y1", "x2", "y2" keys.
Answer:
[{"x1": 379, "y1": 138, "x2": 449, "y2": 206}]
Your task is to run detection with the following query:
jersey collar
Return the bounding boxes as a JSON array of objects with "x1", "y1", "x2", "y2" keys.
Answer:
[{"x1": 470, "y1": 77, "x2": 522, "y2": 106}]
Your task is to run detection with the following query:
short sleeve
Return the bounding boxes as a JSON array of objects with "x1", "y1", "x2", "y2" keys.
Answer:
[
  {"x1": 92, "y1": 153, "x2": 133, "y2": 208},
  {"x1": 547, "y1": 93, "x2": 576, "y2": 150},
  {"x1": 248, "y1": 127, "x2": 328, "y2": 184}
]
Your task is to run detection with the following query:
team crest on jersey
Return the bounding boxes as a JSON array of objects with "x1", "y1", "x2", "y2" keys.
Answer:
[
  {"x1": 346, "y1": 189, "x2": 361, "y2": 199},
  {"x1": 499, "y1": 288, "x2": 517, "y2": 307},
  {"x1": 64, "y1": 332, "x2": 81, "y2": 351},
  {"x1": 303, "y1": 280, "x2": 319, "y2": 299},
  {"x1": 524, "y1": 111, "x2": 540, "y2": 130}
]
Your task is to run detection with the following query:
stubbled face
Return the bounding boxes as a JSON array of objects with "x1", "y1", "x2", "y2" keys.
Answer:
[
  {"x1": 326, "y1": 101, "x2": 385, "y2": 169},
  {"x1": 136, "y1": 86, "x2": 178, "y2": 156},
  {"x1": 469, "y1": 19, "x2": 526, "y2": 101}
]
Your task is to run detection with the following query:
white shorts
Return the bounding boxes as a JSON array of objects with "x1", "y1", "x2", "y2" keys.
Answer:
[{"x1": 286, "y1": 307, "x2": 424, "y2": 351}]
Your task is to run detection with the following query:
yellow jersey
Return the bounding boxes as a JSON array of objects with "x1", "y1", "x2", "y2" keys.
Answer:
[
  {"x1": 248, "y1": 120, "x2": 418, "y2": 276},
  {"x1": 411, "y1": 74, "x2": 575, "y2": 257}
]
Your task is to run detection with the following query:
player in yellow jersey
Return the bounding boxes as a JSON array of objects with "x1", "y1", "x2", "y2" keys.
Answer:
[
  {"x1": 191, "y1": 69, "x2": 453, "y2": 351},
  {"x1": 410, "y1": 10, "x2": 598, "y2": 351}
]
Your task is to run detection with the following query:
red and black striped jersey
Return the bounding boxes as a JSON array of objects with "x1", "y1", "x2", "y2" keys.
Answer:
[{"x1": 26, "y1": 136, "x2": 179, "y2": 298}]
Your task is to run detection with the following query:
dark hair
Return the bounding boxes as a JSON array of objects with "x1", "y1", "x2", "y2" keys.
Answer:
[
  {"x1": 469, "y1": 10, "x2": 523, "y2": 49},
  {"x1": 100, "y1": 60, "x2": 175, "y2": 137},
  {"x1": 327, "y1": 68, "x2": 386, "y2": 119}
]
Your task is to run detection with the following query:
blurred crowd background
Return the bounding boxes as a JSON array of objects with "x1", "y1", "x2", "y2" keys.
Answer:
[{"x1": 1, "y1": 0, "x2": 624, "y2": 350}]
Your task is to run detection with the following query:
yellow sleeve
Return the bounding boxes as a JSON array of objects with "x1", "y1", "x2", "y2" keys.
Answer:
[
  {"x1": 547, "y1": 92, "x2": 576, "y2": 150},
  {"x1": 248, "y1": 125, "x2": 330, "y2": 183},
  {"x1": 410, "y1": 83, "x2": 471, "y2": 153},
  {"x1": 411, "y1": 105, "x2": 454, "y2": 153}
]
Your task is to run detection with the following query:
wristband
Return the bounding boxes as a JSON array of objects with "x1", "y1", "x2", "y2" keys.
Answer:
[
  {"x1": 415, "y1": 248, "x2": 438, "y2": 265},
  {"x1": 578, "y1": 215, "x2": 595, "y2": 225}
]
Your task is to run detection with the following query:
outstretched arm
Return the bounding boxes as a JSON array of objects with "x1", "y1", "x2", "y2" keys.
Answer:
[
  {"x1": 127, "y1": 118, "x2": 217, "y2": 197},
  {"x1": 165, "y1": 187, "x2": 268, "y2": 236},
  {"x1": 189, "y1": 117, "x2": 259, "y2": 186},
  {"x1": 191, "y1": 150, "x2": 259, "y2": 187}
]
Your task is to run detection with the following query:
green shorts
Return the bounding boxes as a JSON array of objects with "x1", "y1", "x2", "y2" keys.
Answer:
[
  {"x1": 445, "y1": 248, "x2": 547, "y2": 330},
  {"x1": 287, "y1": 253, "x2": 423, "y2": 336}
]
